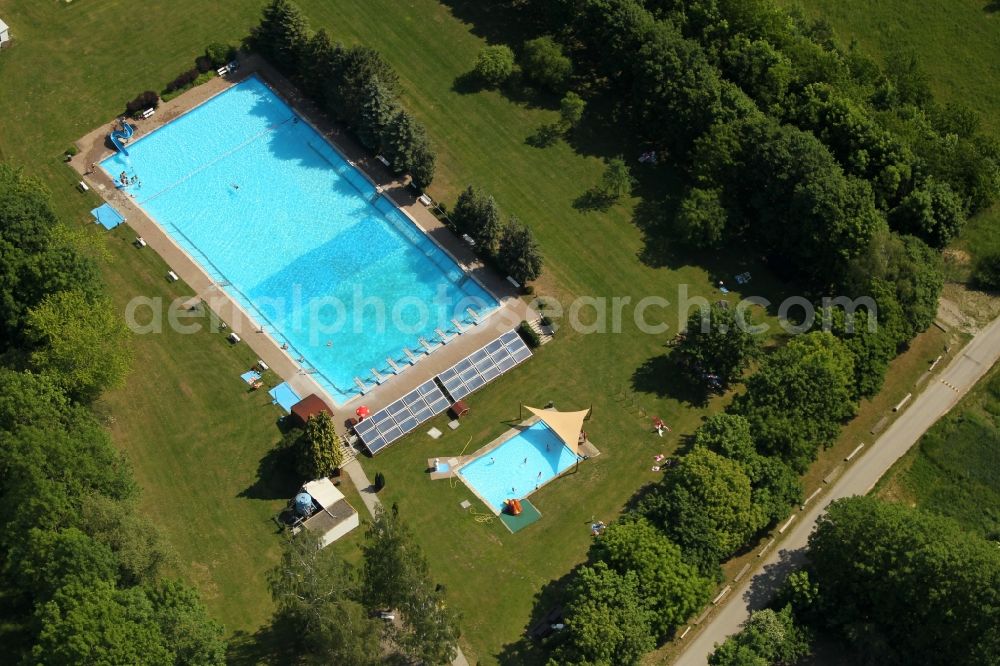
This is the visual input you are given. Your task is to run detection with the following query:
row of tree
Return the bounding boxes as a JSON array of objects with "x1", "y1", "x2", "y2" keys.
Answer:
[
  {"x1": 712, "y1": 496, "x2": 1000, "y2": 665},
  {"x1": 248, "y1": 0, "x2": 436, "y2": 189},
  {"x1": 268, "y1": 505, "x2": 460, "y2": 664},
  {"x1": 450, "y1": 185, "x2": 543, "y2": 284},
  {"x1": 0, "y1": 164, "x2": 224, "y2": 663}
]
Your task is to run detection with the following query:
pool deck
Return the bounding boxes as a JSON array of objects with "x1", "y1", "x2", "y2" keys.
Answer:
[
  {"x1": 432, "y1": 417, "x2": 601, "y2": 514},
  {"x1": 71, "y1": 55, "x2": 534, "y2": 436}
]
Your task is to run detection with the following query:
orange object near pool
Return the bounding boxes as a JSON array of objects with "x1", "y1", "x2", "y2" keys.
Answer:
[{"x1": 505, "y1": 498, "x2": 522, "y2": 515}]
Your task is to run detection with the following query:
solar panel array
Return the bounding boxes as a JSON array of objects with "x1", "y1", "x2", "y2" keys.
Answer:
[
  {"x1": 355, "y1": 379, "x2": 450, "y2": 455},
  {"x1": 436, "y1": 329, "x2": 532, "y2": 402}
]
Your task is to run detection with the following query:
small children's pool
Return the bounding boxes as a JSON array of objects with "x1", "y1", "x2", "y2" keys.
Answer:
[
  {"x1": 457, "y1": 422, "x2": 578, "y2": 513},
  {"x1": 101, "y1": 75, "x2": 497, "y2": 404}
]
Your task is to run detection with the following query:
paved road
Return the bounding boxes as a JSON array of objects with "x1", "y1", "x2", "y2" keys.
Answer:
[{"x1": 674, "y1": 315, "x2": 1000, "y2": 665}]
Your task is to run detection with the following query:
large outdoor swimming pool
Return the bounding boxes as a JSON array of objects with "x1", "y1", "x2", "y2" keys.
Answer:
[
  {"x1": 457, "y1": 422, "x2": 578, "y2": 513},
  {"x1": 101, "y1": 76, "x2": 497, "y2": 404}
]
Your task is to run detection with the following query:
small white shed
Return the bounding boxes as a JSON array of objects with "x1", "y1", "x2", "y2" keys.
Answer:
[{"x1": 0, "y1": 19, "x2": 9, "y2": 48}]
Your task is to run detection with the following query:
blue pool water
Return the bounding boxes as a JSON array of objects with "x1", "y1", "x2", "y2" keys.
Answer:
[
  {"x1": 101, "y1": 76, "x2": 497, "y2": 404},
  {"x1": 457, "y1": 422, "x2": 578, "y2": 513}
]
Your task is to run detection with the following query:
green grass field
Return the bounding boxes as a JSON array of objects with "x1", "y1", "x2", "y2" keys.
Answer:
[
  {"x1": 876, "y1": 363, "x2": 1000, "y2": 539},
  {"x1": 1, "y1": 0, "x2": 997, "y2": 663}
]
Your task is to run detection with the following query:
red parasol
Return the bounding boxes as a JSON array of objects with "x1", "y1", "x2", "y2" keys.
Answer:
[{"x1": 356, "y1": 405, "x2": 371, "y2": 420}]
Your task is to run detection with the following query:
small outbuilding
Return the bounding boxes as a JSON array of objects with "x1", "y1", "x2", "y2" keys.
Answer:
[
  {"x1": 290, "y1": 393, "x2": 332, "y2": 428},
  {"x1": 0, "y1": 19, "x2": 10, "y2": 47},
  {"x1": 293, "y1": 478, "x2": 359, "y2": 548}
]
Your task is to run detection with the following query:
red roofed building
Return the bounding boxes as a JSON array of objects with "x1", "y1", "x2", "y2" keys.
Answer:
[{"x1": 290, "y1": 393, "x2": 332, "y2": 428}]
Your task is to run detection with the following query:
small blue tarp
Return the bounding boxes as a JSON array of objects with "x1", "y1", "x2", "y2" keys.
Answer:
[
  {"x1": 91, "y1": 203, "x2": 125, "y2": 230},
  {"x1": 240, "y1": 370, "x2": 262, "y2": 384},
  {"x1": 269, "y1": 382, "x2": 301, "y2": 413}
]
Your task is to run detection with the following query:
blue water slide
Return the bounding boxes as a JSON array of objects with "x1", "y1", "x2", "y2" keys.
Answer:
[{"x1": 109, "y1": 120, "x2": 134, "y2": 156}]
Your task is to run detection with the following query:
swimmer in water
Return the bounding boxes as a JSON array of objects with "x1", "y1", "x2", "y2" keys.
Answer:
[{"x1": 231, "y1": 183, "x2": 239, "y2": 190}]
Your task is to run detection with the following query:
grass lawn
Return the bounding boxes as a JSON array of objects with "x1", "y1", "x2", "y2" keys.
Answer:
[
  {"x1": 1, "y1": 0, "x2": 995, "y2": 664},
  {"x1": 875, "y1": 361, "x2": 1000, "y2": 539}
]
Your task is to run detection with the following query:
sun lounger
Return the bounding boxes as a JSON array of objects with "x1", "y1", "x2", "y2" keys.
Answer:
[
  {"x1": 216, "y1": 65, "x2": 230, "y2": 76},
  {"x1": 375, "y1": 155, "x2": 390, "y2": 167},
  {"x1": 141, "y1": 108, "x2": 155, "y2": 120},
  {"x1": 167, "y1": 270, "x2": 179, "y2": 282},
  {"x1": 506, "y1": 276, "x2": 521, "y2": 288},
  {"x1": 462, "y1": 234, "x2": 476, "y2": 247},
  {"x1": 78, "y1": 180, "x2": 89, "y2": 192},
  {"x1": 135, "y1": 236, "x2": 147, "y2": 248},
  {"x1": 403, "y1": 347, "x2": 419, "y2": 364},
  {"x1": 418, "y1": 193, "x2": 432, "y2": 206}
]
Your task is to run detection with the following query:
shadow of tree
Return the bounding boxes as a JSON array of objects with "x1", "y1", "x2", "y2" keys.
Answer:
[
  {"x1": 741, "y1": 545, "x2": 809, "y2": 611},
  {"x1": 496, "y1": 563, "x2": 592, "y2": 666},
  {"x1": 226, "y1": 615, "x2": 301, "y2": 666},
  {"x1": 240, "y1": 434, "x2": 301, "y2": 501},
  {"x1": 572, "y1": 188, "x2": 616, "y2": 212},
  {"x1": 525, "y1": 123, "x2": 563, "y2": 148},
  {"x1": 452, "y1": 70, "x2": 487, "y2": 95},
  {"x1": 985, "y1": 0, "x2": 1000, "y2": 12},
  {"x1": 631, "y1": 352, "x2": 711, "y2": 408}
]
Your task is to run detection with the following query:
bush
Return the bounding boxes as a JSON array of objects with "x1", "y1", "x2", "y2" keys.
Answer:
[
  {"x1": 521, "y1": 36, "x2": 571, "y2": 92},
  {"x1": 125, "y1": 90, "x2": 159, "y2": 116},
  {"x1": 195, "y1": 55, "x2": 214, "y2": 74},
  {"x1": 205, "y1": 42, "x2": 236, "y2": 68},
  {"x1": 518, "y1": 321, "x2": 541, "y2": 348},
  {"x1": 973, "y1": 251, "x2": 1000, "y2": 291},
  {"x1": 373, "y1": 471, "x2": 385, "y2": 491},
  {"x1": 164, "y1": 68, "x2": 200, "y2": 94},
  {"x1": 65, "y1": 145, "x2": 79, "y2": 157},
  {"x1": 473, "y1": 44, "x2": 516, "y2": 86}
]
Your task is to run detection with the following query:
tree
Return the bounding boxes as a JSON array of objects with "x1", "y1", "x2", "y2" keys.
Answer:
[
  {"x1": 361, "y1": 506, "x2": 459, "y2": 663},
  {"x1": 496, "y1": 217, "x2": 543, "y2": 284},
  {"x1": 521, "y1": 36, "x2": 572, "y2": 91},
  {"x1": 299, "y1": 411, "x2": 344, "y2": 479},
  {"x1": 25, "y1": 289, "x2": 132, "y2": 403},
  {"x1": 380, "y1": 109, "x2": 436, "y2": 190},
  {"x1": 559, "y1": 91, "x2": 586, "y2": 131},
  {"x1": 599, "y1": 156, "x2": 635, "y2": 201},
  {"x1": 734, "y1": 332, "x2": 857, "y2": 472},
  {"x1": 248, "y1": 0, "x2": 311, "y2": 74},
  {"x1": 709, "y1": 606, "x2": 812, "y2": 666},
  {"x1": 639, "y1": 447, "x2": 759, "y2": 574},
  {"x1": 268, "y1": 533, "x2": 380, "y2": 665},
  {"x1": 0, "y1": 163, "x2": 99, "y2": 351},
  {"x1": 32, "y1": 581, "x2": 173, "y2": 666},
  {"x1": 555, "y1": 561, "x2": 656, "y2": 666},
  {"x1": 356, "y1": 77, "x2": 398, "y2": 151},
  {"x1": 844, "y1": 230, "x2": 942, "y2": 340},
  {"x1": 675, "y1": 187, "x2": 728, "y2": 248},
  {"x1": 676, "y1": 302, "x2": 761, "y2": 389},
  {"x1": 807, "y1": 497, "x2": 1000, "y2": 665},
  {"x1": 594, "y1": 518, "x2": 712, "y2": 637},
  {"x1": 328, "y1": 46, "x2": 400, "y2": 129},
  {"x1": 693, "y1": 414, "x2": 802, "y2": 526},
  {"x1": 473, "y1": 44, "x2": 516, "y2": 86},
  {"x1": 145, "y1": 580, "x2": 227, "y2": 666},
  {"x1": 890, "y1": 177, "x2": 966, "y2": 248}
]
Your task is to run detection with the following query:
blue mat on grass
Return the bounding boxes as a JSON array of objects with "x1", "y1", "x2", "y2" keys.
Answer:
[
  {"x1": 91, "y1": 203, "x2": 124, "y2": 230},
  {"x1": 269, "y1": 382, "x2": 300, "y2": 413},
  {"x1": 240, "y1": 370, "x2": 262, "y2": 384}
]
